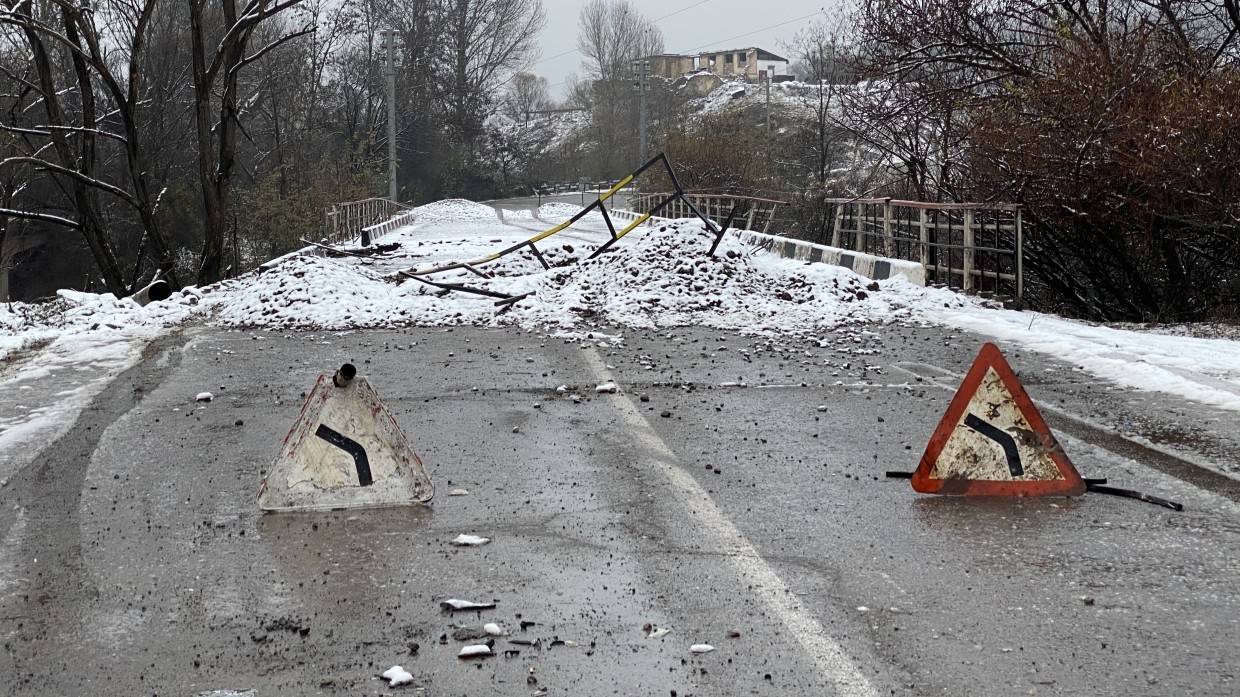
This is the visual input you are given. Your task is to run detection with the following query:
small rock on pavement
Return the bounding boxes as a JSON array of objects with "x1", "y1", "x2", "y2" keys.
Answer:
[
  {"x1": 381, "y1": 665, "x2": 414, "y2": 686},
  {"x1": 660, "y1": 410, "x2": 672, "y2": 418},
  {"x1": 483, "y1": 622, "x2": 504, "y2": 636},
  {"x1": 448, "y1": 488, "x2": 469, "y2": 496},
  {"x1": 595, "y1": 381, "x2": 618, "y2": 393},
  {"x1": 451, "y1": 534, "x2": 490, "y2": 546},
  {"x1": 195, "y1": 392, "x2": 214, "y2": 402},
  {"x1": 690, "y1": 643, "x2": 715, "y2": 654},
  {"x1": 816, "y1": 405, "x2": 828, "y2": 412}
]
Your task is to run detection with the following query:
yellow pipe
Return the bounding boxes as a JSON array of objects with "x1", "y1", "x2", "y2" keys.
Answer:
[
  {"x1": 615, "y1": 212, "x2": 652, "y2": 239},
  {"x1": 526, "y1": 217, "x2": 575, "y2": 244},
  {"x1": 599, "y1": 174, "x2": 634, "y2": 202}
]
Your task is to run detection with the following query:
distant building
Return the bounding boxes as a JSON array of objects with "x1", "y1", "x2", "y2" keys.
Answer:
[{"x1": 645, "y1": 47, "x2": 790, "y2": 82}]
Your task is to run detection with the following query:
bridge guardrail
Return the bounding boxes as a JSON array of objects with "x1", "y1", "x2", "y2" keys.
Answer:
[
  {"x1": 324, "y1": 198, "x2": 413, "y2": 246},
  {"x1": 624, "y1": 193, "x2": 1023, "y2": 306}
]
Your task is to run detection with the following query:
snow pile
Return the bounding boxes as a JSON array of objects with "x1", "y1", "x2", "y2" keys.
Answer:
[
  {"x1": 208, "y1": 255, "x2": 410, "y2": 330},
  {"x1": 494, "y1": 220, "x2": 941, "y2": 334},
  {"x1": 410, "y1": 199, "x2": 498, "y2": 225}
]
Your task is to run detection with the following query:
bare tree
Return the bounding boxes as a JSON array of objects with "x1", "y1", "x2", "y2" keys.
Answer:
[
  {"x1": 188, "y1": 0, "x2": 308, "y2": 284},
  {"x1": 439, "y1": 0, "x2": 545, "y2": 147},
  {"x1": 785, "y1": 17, "x2": 849, "y2": 187},
  {"x1": 504, "y1": 71, "x2": 549, "y2": 121},
  {"x1": 577, "y1": 0, "x2": 662, "y2": 83},
  {"x1": 576, "y1": 0, "x2": 662, "y2": 176}
]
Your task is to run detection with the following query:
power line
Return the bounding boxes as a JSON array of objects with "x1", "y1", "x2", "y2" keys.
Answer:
[{"x1": 676, "y1": 9, "x2": 824, "y2": 54}]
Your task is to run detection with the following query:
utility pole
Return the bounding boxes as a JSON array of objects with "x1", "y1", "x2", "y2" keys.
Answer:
[
  {"x1": 380, "y1": 29, "x2": 398, "y2": 203},
  {"x1": 764, "y1": 70, "x2": 771, "y2": 131},
  {"x1": 632, "y1": 59, "x2": 651, "y2": 166}
]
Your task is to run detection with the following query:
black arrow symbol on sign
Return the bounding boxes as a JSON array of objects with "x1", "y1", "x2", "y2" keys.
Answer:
[
  {"x1": 963, "y1": 413, "x2": 1024, "y2": 477},
  {"x1": 315, "y1": 424, "x2": 373, "y2": 486}
]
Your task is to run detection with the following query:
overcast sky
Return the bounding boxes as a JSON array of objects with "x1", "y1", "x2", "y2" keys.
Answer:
[{"x1": 529, "y1": 0, "x2": 836, "y2": 97}]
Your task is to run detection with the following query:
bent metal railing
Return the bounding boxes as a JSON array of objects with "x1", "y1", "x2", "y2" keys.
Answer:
[
  {"x1": 324, "y1": 197, "x2": 414, "y2": 246},
  {"x1": 625, "y1": 193, "x2": 1023, "y2": 305}
]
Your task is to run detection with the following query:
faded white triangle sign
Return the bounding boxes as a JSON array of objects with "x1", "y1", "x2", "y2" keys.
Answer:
[{"x1": 258, "y1": 365, "x2": 434, "y2": 511}]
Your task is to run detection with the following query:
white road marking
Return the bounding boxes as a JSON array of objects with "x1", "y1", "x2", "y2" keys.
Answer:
[{"x1": 582, "y1": 348, "x2": 880, "y2": 697}]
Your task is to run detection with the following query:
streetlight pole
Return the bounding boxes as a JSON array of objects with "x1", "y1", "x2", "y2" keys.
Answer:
[
  {"x1": 381, "y1": 29, "x2": 398, "y2": 203},
  {"x1": 632, "y1": 59, "x2": 650, "y2": 167}
]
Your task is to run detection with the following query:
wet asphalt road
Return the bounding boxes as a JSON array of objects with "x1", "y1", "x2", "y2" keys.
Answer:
[{"x1": 1, "y1": 323, "x2": 1238, "y2": 696}]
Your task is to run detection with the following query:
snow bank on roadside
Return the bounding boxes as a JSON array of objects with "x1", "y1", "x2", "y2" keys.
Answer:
[
  {"x1": 411, "y1": 199, "x2": 498, "y2": 225},
  {"x1": 0, "y1": 289, "x2": 200, "y2": 488},
  {"x1": 927, "y1": 305, "x2": 1240, "y2": 411}
]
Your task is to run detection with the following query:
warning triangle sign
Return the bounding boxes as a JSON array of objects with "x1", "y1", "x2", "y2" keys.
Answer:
[
  {"x1": 912, "y1": 343, "x2": 1084, "y2": 497},
  {"x1": 258, "y1": 366, "x2": 434, "y2": 511}
]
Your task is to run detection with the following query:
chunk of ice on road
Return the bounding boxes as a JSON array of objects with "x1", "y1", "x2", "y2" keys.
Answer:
[
  {"x1": 451, "y1": 534, "x2": 490, "y2": 546},
  {"x1": 690, "y1": 643, "x2": 715, "y2": 653},
  {"x1": 556, "y1": 384, "x2": 568, "y2": 394},
  {"x1": 441, "y1": 598, "x2": 496, "y2": 611},
  {"x1": 459, "y1": 644, "x2": 493, "y2": 658},
  {"x1": 381, "y1": 665, "x2": 414, "y2": 686},
  {"x1": 195, "y1": 391, "x2": 214, "y2": 402},
  {"x1": 595, "y1": 381, "x2": 618, "y2": 393},
  {"x1": 483, "y1": 622, "x2": 504, "y2": 636}
]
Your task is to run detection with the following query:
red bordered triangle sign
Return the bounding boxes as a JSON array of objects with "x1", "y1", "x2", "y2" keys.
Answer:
[{"x1": 912, "y1": 343, "x2": 1085, "y2": 497}]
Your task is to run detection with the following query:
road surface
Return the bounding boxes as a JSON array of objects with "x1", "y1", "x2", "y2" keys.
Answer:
[{"x1": 1, "y1": 317, "x2": 1238, "y2": 696}]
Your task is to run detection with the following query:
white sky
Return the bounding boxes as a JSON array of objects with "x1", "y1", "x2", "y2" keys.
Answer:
[{"x1": 530, "y1": 0, "x2": 838, "y2": 97}]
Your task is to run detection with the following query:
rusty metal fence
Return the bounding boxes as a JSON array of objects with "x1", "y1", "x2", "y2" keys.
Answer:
[
  {"x1": 628, "y1": 192, "x2": 782, "y2": 234},
  {"x1": 324, "y1": 198, "x2": 414, "y2": 246},
  {"x1": 624, "y1": 193, "x2": 1023, "y2": 304}
]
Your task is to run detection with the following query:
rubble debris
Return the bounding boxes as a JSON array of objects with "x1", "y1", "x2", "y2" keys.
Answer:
[
  {"x1": 451, "y1": 534, "x2": 491, "y2": 546},
  {"x1": 484, "y1": 622, "x2": 504, "y2": 636},
  {"x1": 595, "y1": 381, "x2": 618, "y2": 393},
  {"x1": 440, "y1": 598, "x2": 497, "y2": 612},
  {"x1": 195, "y1": 391, "x2": 214, "y2": 402},
  {"x1": 643, "y1": 623, "x2": 671, "y2": 639},
  {"x1": 458, "y1": 643, "x2": 494, "y2": 659},
  {"x1": 381, "y1": 665, "x2": 414, "y2": 687}
]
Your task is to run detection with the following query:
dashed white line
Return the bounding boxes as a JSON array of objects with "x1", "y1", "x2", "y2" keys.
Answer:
[{"x1": 581, "y1": 347, "x2": 880, "y2": 697}]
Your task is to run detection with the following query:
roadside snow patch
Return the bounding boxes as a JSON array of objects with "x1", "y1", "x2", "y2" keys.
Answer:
[{"x1": 411, "y1": 199, "x2": 498, "y2": 225}]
